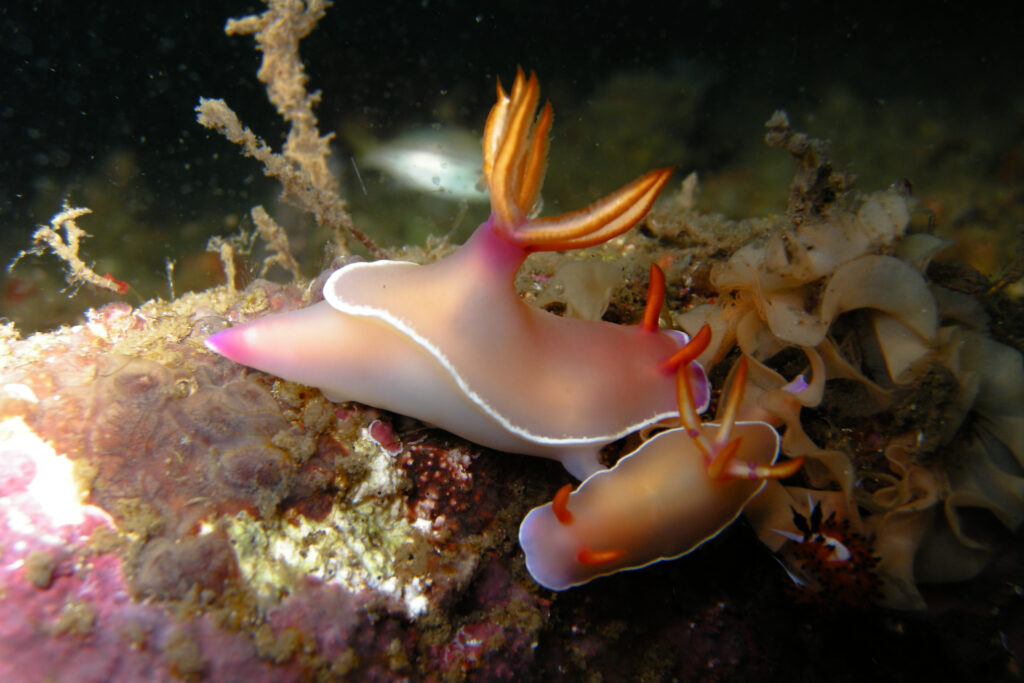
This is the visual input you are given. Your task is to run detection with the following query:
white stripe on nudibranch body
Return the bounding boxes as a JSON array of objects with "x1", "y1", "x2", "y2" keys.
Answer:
[{"x1": 325, "y1": 261, "x2": 687, "y2": 447}]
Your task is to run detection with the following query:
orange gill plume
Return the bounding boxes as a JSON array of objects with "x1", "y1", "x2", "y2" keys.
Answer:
[{"x1": 484, "y1": 68, "x2": 673, "y2": 251}]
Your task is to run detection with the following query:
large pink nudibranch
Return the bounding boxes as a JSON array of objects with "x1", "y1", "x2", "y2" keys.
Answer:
[
  {"x1": 206, "y1": 69, "x2": 709, "y2": 480},
  {"x1": 519, "y1": 347, "x2": 804, "y2": 590}
]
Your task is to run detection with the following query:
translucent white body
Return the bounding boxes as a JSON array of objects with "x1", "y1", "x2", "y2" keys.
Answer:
[{"x1": 519, "y1": 420, "x2": 780, "y2": 589}]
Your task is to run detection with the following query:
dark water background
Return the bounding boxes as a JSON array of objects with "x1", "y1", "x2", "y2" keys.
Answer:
[{"x1": 0, "y1": 1, "x2": 1020, "y2": 329}]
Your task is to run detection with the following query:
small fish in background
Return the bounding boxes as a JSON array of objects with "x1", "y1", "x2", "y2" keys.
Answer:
[{"x1": 359, "y1": 127, "x2": 491, "y2": 202}]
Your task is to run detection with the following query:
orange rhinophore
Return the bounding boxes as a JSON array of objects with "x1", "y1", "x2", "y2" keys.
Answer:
[
  {"x1": 641, "y1": 264, "x2": 666, "y2": 333},
  {"x1": 660, "y1": 322, "x2": 712, "y2": 374},
  {"x1": 519, "y1": 348, "x2": 804, "y2": 590}
]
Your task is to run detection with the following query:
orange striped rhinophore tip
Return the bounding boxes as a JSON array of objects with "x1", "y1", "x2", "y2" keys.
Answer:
[{"x1": 483, "y1": 68, "x2": 673, "y2": 251}]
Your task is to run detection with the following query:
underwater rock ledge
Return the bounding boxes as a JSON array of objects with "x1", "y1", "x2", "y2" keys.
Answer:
[
  {"x1": 2, "y1": 203, "x2": 1023, "y2": 680},
  {"x1": 0, "y1": 279, "x2": 560, "y2": 680}
]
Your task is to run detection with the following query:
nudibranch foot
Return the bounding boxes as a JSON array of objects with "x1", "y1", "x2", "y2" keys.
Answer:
[
  {"x1": 206, "y1": 69, "x2": 707, "y2": 479},
  {"x1": 519, "y1": 348, "x2": 804, "y2": 590}
]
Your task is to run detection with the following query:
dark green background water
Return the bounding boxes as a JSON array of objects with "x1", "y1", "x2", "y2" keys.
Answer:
[{"x1": 1, "y1": 2, "x2": 1020, "y2": 330}]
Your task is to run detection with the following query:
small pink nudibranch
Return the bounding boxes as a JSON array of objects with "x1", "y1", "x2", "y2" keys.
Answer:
[
  {"x1": 205, "y1": 69, "x2": 709, "y2": 479},
  {"x1": 519, "y1": 347, "x2": 805, "y2": 590}
]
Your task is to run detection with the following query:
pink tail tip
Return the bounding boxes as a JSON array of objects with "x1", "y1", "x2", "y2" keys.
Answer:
[{"x1": 204, "y1": 326, "x2": 248, "y2": 362}]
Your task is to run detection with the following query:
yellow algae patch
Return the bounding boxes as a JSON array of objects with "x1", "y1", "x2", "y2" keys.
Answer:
[
  {"x1": 224, "y1": 500, "x2": 431, "y2": 618},
  {"x1": 224, "y1": 421, "x2": 434, "y2": 618}
]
